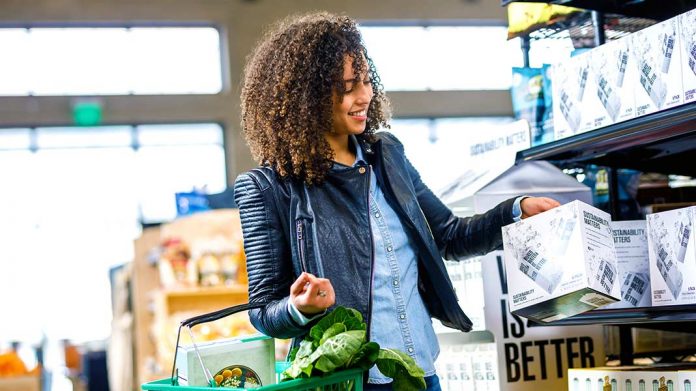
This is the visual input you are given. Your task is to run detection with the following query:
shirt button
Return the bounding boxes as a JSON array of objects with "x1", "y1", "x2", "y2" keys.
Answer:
[
  {"x1": 408, "y1": 347, "x2": 414, "y2": 353},
  {"x1": 358, "y1": 167, "x2": 366, "y2": 174},
  {"x1": 387, "y1": 246, "x2": 393, "y2": 252},
  {"x1": 400, "y1": 314, "x2": 406, "y2": 319},
  {"x1": 375, "y1": 212, "x2": 381, "y2": 218},
  {"x1": 393, "y1": 280, "x2": 399, "y2": 286}
]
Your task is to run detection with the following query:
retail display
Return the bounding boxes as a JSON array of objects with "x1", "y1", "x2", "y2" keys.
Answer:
[
  {"x1": 647, "y1": 206, "x2": 696, "y2": 305},
  {"x1": 435, "y1": 343, "x2": 498, "y2": 391},
  {"x1": 590, "y1": 38, "x2": 636, "y2": 123},
  {"x1": 502, "y1": 200, "x2": 620, "y2": 323},
  {"x1": 680, "y1": 8, "x2": 696, "y2": 104},
  {"x1": 175, "y1": 334, "x2": 274, "y2": 387},
  {"x1": 605, "y1": 220, "x2": 651, "y2": 309},
  {"x1": 630, "y1": 15, "x2": 683, "y2": 116}
]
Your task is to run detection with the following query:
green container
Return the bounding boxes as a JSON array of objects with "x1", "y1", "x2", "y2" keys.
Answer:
[{"x1": 141, "y1": 362, "x2": 364, "y2": 391}]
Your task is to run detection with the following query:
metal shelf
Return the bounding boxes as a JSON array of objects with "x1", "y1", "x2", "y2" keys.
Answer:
[
  {"x1": 528, "y1": 304, "x2": 696, "y2": 333},
  {"x1": 515, "y1": 103, "x2": 696, "y2": 176},
  {"x1": 501, "y1": 0, "x2": 696, "y2": 21},
  {"x1": 527, "y1": 11, "x2": 654, "y2": 42}
]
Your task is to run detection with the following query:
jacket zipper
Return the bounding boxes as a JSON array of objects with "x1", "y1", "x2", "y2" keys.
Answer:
[
  {"x1": 296, "y1": 220, "x2": 308, "y2": 273},
  {"x1": 366, "y1": 165, "x2": 376, "y2": 340}
]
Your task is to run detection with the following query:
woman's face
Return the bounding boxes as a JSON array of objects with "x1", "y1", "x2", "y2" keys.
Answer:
[{"x1": 331, "y1": 54, "x2": 373, "y2": 136}]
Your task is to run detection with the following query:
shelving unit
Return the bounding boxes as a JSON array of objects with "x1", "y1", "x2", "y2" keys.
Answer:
[
  {"x1": 501, "y1": 0, "x2": 696, "y2": 20},
  {"x1": 156, "y1": 285, "x2": 248, "y2": 316},
  {"x1": 515, "y1": 102, "x2": 696, "y2": 365},
  {"x1": 515, "y1": 103, "x2": 696, "y2": 176},
  {"x1": 506, "y1": 0, "x2": 696, "y2": 366}
]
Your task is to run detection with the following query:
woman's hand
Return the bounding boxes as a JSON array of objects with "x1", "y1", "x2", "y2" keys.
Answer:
[
  {"x1": 521, "y1": 197, "x2": 561, "y2": 219},
  {"x1": 290, "y1": 272, "x2": 335, "y2": 316}
]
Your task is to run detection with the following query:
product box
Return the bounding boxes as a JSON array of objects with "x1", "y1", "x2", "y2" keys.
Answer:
[
  {"x1": 647, "y1": 206, "x2": 696, "y2": 306},
  {"x1": 551, "y1": 55, "x2": 587, "y2": 140},
  {"x1": 678, "y1": 7, "x2": 696, "y2": 104},
  {"x1": 590, "y1": 38, "x2": 637, "y2": 124},
  {"x1": 568, "y1": 367, "x2": 624, "y2": 391},
  {"x1": 502, "y1": 200, "x2": 620, "y2": 323},
  {"x1": 175, "y1": 334, "x2": 275, "y2": 387},
  {"x1": 605, "y1": 220, "x2": 651, "y2": 309},
  {"x1": 630, "y1": 16, "x2": 684, "y2": 117},
  {"x1": 624, "y1": 368, "x2": 679, "y2": 391},
  {"x1": 679, "y1": 370, "x2": 696, "y2": 391}
]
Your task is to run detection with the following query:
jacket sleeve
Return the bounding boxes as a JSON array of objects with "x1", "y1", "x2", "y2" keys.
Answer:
[
  {"x1": 234, "y1": 173, "x2": 310, "y2": 339},
  {"x1": 384, "y1": 133, "x2": 517, "y2": 260}
]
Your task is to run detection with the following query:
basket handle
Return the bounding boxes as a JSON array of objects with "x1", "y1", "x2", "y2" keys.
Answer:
[{"x1": 170, "y1": 301, "x2": 269, "y2": 386}]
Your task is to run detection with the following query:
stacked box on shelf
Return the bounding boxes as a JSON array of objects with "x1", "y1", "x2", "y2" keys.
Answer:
[
  {"x1": 589, "y1": 38, "x2": 637, "y2": 125},
  {"x1": 647, "y1": 206, "x2": 696, "y2": 306},
  {"x1": 679, "y1": 7, "x2": 696, "y2": 104},
  {"x1": 630, "y1": 15, "x2": 684, "y2": 117},
  {"x1": 605, "y1": 220, "x2": 651, "y2": 309},
  {"x1": 551, "y1": 53, "x2": 589, "y2": 140}
]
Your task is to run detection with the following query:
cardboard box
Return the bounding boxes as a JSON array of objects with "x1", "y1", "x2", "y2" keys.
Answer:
[
  {"x1": 624, "y1": 368, "x2": 679, "y2": 391},
  {"x1": 678, "y1": 7, "x2": 696, "y2": 104},
  {"x1": 605, "y1": 220, "x2": 651, "y2": 309},
  {"x1": 551, "y1": 56, "x2": 586, "y2": 140},
  {"x1": 175, "y1": 334, "x2": 275, "y2": 387},
  {"x1": 678, "y1": 370, "x2": 696, "y2": 391},
  {"x1": 590, "y1": 38, "x2": 636, "y2": 124},
  {"x1": 502, "y1": 200, "x2": 620, "y2": 323},
  {"x1": 647, "y1": 206, "x2": 696, "y2": 305},
  {"x1": 568, "y1": 367, "x2": 624, "y2": 391},
  {"x1": 631, "y1": 16, "x2": 684, "y2": 117}
]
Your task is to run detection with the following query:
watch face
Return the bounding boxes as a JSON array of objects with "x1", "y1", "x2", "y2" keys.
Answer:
[{"x1": 213, "y1": 365, "x2": 263, "y2": 388}]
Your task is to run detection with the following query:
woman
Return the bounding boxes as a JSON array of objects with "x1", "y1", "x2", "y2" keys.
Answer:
[{"x1": 234, "y1": 12, "x2": 559, "y2": 390}]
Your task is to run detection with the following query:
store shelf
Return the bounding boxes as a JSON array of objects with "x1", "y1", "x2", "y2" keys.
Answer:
[
  {"x1": 528, "y1": 304, "x2": 696, "y2": 333},
  {"x1": 157, "y1": 285, "x2": 249, "y2": 315},
  {"x1": 515, "y1": 103, "x2": 696, "y2": 176},
  {"x1": 436, "y1": 330, "x2": 495, "y2": 345},
  {"x1": 501, "y1": 0, "x2": 696, "y2": 21},
  {"x1": 524, "y1": 11, "x2": 655, "y2": 42}
]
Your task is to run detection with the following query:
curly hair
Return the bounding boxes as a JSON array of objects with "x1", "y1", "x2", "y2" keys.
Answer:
[{"x1": 241, "y1": 12, "x2": 391, "y2": 185}]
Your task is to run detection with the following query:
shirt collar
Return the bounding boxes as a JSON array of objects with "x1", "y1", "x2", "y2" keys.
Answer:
[{"x1": 351, "y1": 135, "x2": 367, "y2": 167}]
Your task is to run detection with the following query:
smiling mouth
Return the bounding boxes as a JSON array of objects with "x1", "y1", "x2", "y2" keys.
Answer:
[{"x1": 348, "y1": 109, "x2": 367, "y2": 117}]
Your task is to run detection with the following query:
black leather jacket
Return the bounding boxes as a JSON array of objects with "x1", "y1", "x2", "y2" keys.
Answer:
[{"x1": 233, "y1": 132, "x2": 516, "y2": 340}]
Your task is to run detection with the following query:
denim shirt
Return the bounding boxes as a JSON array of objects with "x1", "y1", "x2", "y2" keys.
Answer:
[{"x1": 287, "y1": 136, "x2": 526, "y2": 384}]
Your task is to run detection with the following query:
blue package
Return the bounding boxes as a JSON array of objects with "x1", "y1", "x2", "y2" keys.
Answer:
[{"x1": 175, "y1": 191, "x2": 210, "y2": 217}]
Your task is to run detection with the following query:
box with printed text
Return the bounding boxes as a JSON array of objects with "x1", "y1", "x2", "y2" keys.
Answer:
[
  {"x1": 589, "y1": 38, "x2": 637, "y2": 125},
  {"x1": 630, "y1": 15, "x2": 684, "y2": 117},
  {"x1": 678, "y1": 7, "x2": 696, "y2": 104},
  {"x1": 647, "y1": 206, "x2": 696, "y2": 306},
  {"x1": 551, "y1": 54, "x2": 588, "y2": 140},
  {"x1": 605, "y1": 220, "x2": 651, "y2": 309},
  {"x1": 502, "y1": 200, "x2": 620, "y2": 323}
]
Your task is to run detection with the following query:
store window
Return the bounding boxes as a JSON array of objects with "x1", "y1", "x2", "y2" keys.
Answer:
[
  {"x1": 359, "y1": 25, "x2": 521, "y2": 90},
  {"x1": 0, "y1": 124, "x2": 226, "y2": 346},
  {"x1": 0, "y1": 27, "x2": 222, "y2": 95},
  {"x1": 388, "y1": 117, "x2": 516, "y2": 193}
]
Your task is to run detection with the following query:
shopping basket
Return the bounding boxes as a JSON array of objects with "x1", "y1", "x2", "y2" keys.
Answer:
[{"x1": 141, "y1": 302, "x2": 364, "y2": 391}]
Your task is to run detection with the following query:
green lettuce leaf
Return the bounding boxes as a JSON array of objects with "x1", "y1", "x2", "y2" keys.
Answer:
[
  {"x1": 375, "y1": 348, "x2": 426, "y2": 391},
  {"x1": 309, "y1": 306, "x2": 364, "y2": 343},
  {"x1": 311, "y1": 330, "x2": 366, "y2": 373}
]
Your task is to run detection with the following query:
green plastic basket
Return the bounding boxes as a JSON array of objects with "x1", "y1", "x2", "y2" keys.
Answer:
[
  {"x1": 141, "y1": 302, "x2": 363, "y2": 391},
  {"x1": 141, "y1": 362, "x2": 363, "y2": 391}
]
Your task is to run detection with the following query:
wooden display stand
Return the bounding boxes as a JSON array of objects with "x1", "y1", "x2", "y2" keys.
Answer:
[
  {"x1": 131, "y1": 209, "x2": 249, "y2": 389},
  {"x1": 0, "y1": 376, "x2": 40, "y2": 391}
]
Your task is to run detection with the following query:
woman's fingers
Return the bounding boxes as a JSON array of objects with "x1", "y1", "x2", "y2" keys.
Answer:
[{"x1": 289, "y1": 273, "x2": 336, "y2": 315}]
